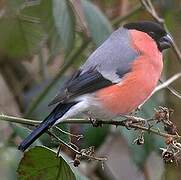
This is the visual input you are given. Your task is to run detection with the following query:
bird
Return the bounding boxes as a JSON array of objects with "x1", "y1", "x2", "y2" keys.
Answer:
[{"x1": 18, "y1": 21, "x2": 173, "y2": 151}]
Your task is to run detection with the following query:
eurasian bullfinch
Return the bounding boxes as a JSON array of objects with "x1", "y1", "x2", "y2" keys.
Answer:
[{"x1": 18, "y1": 21, "x2": 173, "y2": 151}]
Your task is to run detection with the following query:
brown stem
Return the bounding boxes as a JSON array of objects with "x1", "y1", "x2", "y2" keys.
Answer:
[{"x1": 0, "y1": 114, "x2": 180, "y2": 140}]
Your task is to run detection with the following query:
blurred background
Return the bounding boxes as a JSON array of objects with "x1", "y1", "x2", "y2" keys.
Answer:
[{"x1": 0, "y1": 0, "x2": 181, "y2": 179}]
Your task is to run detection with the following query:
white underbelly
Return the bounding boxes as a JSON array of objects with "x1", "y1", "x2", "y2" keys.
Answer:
[{"x1": 55, "y1": 94, "x2": 115, "y2": 125}]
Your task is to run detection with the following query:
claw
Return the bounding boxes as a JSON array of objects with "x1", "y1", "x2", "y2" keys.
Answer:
[
  {"x1": 124, "y1": 120, "x2": 132, "y2": 130},
  {"x1": 147, "y1": 122, "x2": 153, "y2": 134},
  {"x1": 88, "y1": 117, "x2": 102, "y2": 127}
]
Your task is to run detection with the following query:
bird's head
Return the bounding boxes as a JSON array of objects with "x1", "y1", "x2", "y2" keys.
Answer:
[{"x1": 124, "y1": 21, "x2": 173, "y2": 52}]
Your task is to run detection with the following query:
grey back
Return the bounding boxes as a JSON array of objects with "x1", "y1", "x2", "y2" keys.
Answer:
[{"x1": 81, "y1": 28, "x2": 139, "y2": 83}]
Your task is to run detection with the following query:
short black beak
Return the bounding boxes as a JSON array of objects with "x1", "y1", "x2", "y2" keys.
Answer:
[{"x1": 159, "y1": 34, "x2": 173, "y2": 51}]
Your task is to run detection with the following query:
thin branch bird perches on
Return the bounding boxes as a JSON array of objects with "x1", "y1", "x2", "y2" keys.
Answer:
[{"x1": 0, "y1": 106, "x2": 181, "y2": 165}]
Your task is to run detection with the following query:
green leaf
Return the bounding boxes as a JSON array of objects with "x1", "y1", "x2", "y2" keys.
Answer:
[
  {"x1": 21, "y1": 0, "x2": 54, "y2": 32},
  {"x1": 21, "y1": 0, "x2": 62, "y2": 61},
  {"x1": 47, "y1": 28, "x2": 62, "y2": 63},
  {"x1": 53, "y1": 0, "x2": 75, "y2": 53},
  {"x1": 81, "y1": 0, "x2": 113, "y2": 46},
  {"x1": 61, "y1": 153, "x2": 90, "y2": 180},
  {"x1": 0, "y1": 0, "x2": 47, "y2": 59},
  {"x1": 17, "y1": 146, "x2": 76, "y2": 180},
  {"x1": 81, "y1": 125, "x2": 109, "y2": 148}
]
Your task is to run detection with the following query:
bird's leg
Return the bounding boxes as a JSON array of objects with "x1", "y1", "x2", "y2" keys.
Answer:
[
  {"x1": 86, "y1": 112, "x2": 102, "y2": 127},
  {"x1": 88, "y1": 116, "x2": 102, "y2": 127},
  {"x1": 122, "y1": 119, "x2": 132, "y2": 130}
]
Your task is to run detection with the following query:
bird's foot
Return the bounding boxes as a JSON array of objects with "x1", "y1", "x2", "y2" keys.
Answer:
[
  {"x1": 124, "y1": 119, "x2": 133, "y2": 130},
  {"x1": 88, "y1": 117, "x2": 102, "y2": 127}
]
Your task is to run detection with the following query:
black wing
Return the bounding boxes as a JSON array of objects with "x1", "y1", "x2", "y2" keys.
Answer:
[{"x1": 48, "y1": 68, "x2": 113, "y2": 106}]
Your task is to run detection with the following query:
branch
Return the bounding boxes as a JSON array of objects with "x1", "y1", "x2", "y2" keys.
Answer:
[
  {"x1": 153, "y1": 73, "x2": 181, "y2": 99},
  {"x1": 0, "y1": 113, "x2": 180, "y2": 140},
  {"x1": 112, "y1": 4, "x2": 143, "y2": 27},
  {"x1": 47, "y1": 130, "x2": 107, "y2": 163},
  {"x1": 1, "y1": 106, "x2": 181, "y2": 164},
  {"x1": 0, "y1": 114, "x2": 39, "y2": 126},
  {"x1": 0, "y1": 114, "x2": 106, "y2": 162}
]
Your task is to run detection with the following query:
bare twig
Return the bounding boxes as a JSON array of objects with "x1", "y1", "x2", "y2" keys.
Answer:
[
  {"x1": 1, "y1": 106, "x2": 180, "y2": 164},
  {"x1": 140, "y1": 0, "x2": 164, "y2": 22},
  {"x1": 0, "y1": 114, "x2": 180, "y2": 140},
  {"x1": 153, "y1": 73, "x2": 181, "y2": 98},
  {"x1": 163, "y1": 84, "x2": 181, "y2": 100},
  {"x1": 112, "y1": 4, "x2": 143, "y2": 27},
  {"x1": 47, "y1": 130, "x2": 81, "y2": 155},
  {"x1": 53, "y1": 126, "x2": 83, "y2": 140},
  {"x1": 0, "y1": 114, "x2": 39, "y2": 126},
  {"x1": 47, "y1": 130, "x2": 107, "y2": 162}
]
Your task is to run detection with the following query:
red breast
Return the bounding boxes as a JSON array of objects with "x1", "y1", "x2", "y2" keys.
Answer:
[{"x1": 96, "y1": 30, "x2": 163, "y2": 115}]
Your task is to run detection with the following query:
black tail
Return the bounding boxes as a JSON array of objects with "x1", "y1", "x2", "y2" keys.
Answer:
[{"x1": 18, "y1": 102, "x2": 77, "y2": 151}]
